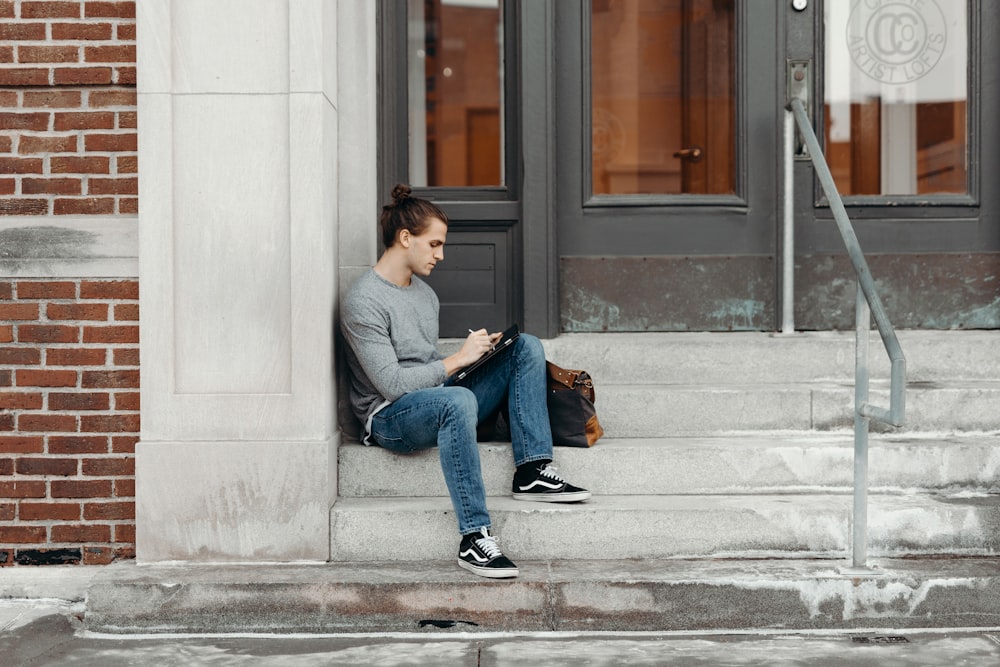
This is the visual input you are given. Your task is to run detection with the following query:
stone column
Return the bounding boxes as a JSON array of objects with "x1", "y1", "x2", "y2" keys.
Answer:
[{"x1": 135, "y1": 0, "x2": 376, "y2": 561}]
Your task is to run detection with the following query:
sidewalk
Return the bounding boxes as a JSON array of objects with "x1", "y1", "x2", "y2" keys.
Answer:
[{"x1": 3, "y1": 598, "x2": 1000, "y2": 666}]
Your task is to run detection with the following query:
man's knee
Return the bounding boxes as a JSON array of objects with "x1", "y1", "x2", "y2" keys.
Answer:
[
  {"x1": 517, "y1": 333, "x2": 545, "y2": 362},
  {"x1": 439, "y1": 386, "x2": 479, "y2": 425}
]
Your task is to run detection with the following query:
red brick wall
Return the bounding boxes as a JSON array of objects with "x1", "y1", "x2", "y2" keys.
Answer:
[
  {"x1": 1, "y1": 279, "x2": 138, "y2": 565},
  {"x1": 0, "y1": 0, "x2": 137, "y2": 216}
]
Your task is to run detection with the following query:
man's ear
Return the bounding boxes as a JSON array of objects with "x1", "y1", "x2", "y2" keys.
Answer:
[{"x1": 398, "y1": 229, "x2": 411, "y2": 248}]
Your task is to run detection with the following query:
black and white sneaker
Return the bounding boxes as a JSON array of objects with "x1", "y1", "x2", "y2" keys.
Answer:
[
  {"x1": 458, "y1": 528, "x2": 519, "y2": 579},
  {"x1": 512, "y1": 464, "x2": 591, "y2": 503}
]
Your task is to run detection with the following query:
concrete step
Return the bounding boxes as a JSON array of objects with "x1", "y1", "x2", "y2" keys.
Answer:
[
  {"x1": 82, "y1": 557, "x2": 1000, "y2": 633},
  {"x1": 538, "y1": 330, "x2": 1000, "y2": 384},
  {"x1": 338, "y1": 434, "x2": 1000, "y2": 497},
  {"x1": 594, "y1": 381, "x2": 1000, "y2": 435},
  {"x1": 329, "y1": 493, "x2": 1000, "y2": 561}
]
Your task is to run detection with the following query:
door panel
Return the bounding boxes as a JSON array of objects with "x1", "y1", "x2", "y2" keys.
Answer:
[{"x1": 557, "y1": 0, "x2": 778, "y2": 332}]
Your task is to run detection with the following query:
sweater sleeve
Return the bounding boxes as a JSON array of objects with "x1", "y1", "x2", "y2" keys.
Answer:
[{"x1": 341, "y1": 288, "x2": 447, "y2": 403}]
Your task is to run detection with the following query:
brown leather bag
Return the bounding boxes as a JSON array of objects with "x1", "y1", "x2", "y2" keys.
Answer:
[{"x1": 546, "y1": 361, "x2": 605, "y2": 447}]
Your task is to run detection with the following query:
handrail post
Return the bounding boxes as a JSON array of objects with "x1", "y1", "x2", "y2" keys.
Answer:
[
  {"x1": 853, "y1": 281, "x2": 871, "y2": 569},
  {"x1": 782, "y1": 108, "x2": 795, "y2": 333}
]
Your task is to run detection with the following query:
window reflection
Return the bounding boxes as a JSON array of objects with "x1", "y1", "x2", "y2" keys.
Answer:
[
  {"x1": 824, "y1": 0, "x2": 968, "y2": 196},
  {"x1": 590, "y1": 0, "x2": 735, "y2": 196},
  {"x1": 408, "y1": 0, "x2": 504, "y2": 188}
]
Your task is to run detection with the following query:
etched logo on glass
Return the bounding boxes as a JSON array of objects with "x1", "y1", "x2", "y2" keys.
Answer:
[{"x1": 847, "y1": 0, "x2": 947, "y2": 83}]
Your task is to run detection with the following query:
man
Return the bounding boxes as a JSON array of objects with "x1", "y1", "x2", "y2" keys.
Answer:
[{"x1": 341, "y1": 184, "x2": 590, "y2": 579}]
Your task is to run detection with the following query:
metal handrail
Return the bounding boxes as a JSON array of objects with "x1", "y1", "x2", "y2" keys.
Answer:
[{"x1": 787, "y1": 97, "x2": 906, "y2": 570}]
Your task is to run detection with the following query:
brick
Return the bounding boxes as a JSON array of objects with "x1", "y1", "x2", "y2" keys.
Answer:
[
  {"x1": 117, "y1": 110, "x2": 136, "y2": 129},
  {"x1": 113, "y1": 303, "x2": 138, "y2": 321},
  {"x1": 85, "y1": 1, "x2": 135, "y2": 19},
  {"x1": 16, "y1": 281, "x2": 75, "y2": 299},
  {"x1": 17, "y1": 325, "x2": 79, "y2": 343},
  {"x1": 0, "y1": 23, "x2": 47, "y2": 40},
  {"x1": 0, "y1": 503, "x2": 14, "y2": 521},
  {"x1": 52, "y1": 22, "x2": 113, "y2": 40},
  {"x1": 83, "y1": 325, "x2": 137, "y2": 344},
  {"x1": 21, "y1": 2, "x2": 83, "y2": 18},
  {"x1": 0, "y1": 157, "x2": 44, "y2": 174},
  {"x1": 15, "y1": 548, "x2": 81, "y2": 565},
  {"x1": 0, "y1": 282, "x2": 12, "y2": 299},
  {"x1": 0, "y1": 458, "x2": 11, "y2": 475},
  {"x1": 49, "y1": 435, "x2": 106, "y2": 455},
  {"x1": 18, "y1": 45, "x2": 80, "y2": 64},
  {"x1": 84, "y1": 45, "x2": 135, "y2": 63},
  {"x1": 0, "y1": 44, "x2": 12, "y2": 62},
  {"x1": 84, "y1": 132, "x2": 136, "y2": 152},
  {"x1": 114, "y1": 155, "x2": 137, "y2": 174},
  {"x1": 0, "y1": 435, "x2": 44, "y2": 454},
  {"x1": 51, "y1": 155, "x2": 110, "y2": 174},
  {"x1": 0, "y1": 302, "x2": 39, "y2": 319},
  {"x1": 81, "y1": 281, "x2": 137, "y2": 300},
  {"x1": 19, "y1": 135, "x2": 79, "y2": 154},
  {"x1": 114, "y1": 66, "x2": 135, "y2": 85},
  {"x1": 88, "y1": 176, "x2": 137, "y2": 195},
  {"x1": 0, "y1": 412, "x2": 12, "y2": 431},
  {"x1": 0, "y1": 112, "x2": 49, "y2": 131},
  {"x1": 1, "y1": 526, "x2": 47, "y2": 543},
  {"x1": 16, "y1": 457, "x2": 78, "y2": 476},
  {"x1": 82, "y1": 457, "x2": 133, "y2": 477},
  {"x1": 23, "y1": 90, "x2": 84, "y2": 108},
  {"x1": 82, "y1": 369, "x2": 137, "y2": 388},
  {"x1": 51, "y1": 524, "x2": 111, "y2": 543},
  {"x1": 114, "y1": 477, "x2": 134, "y2": 496},
  {"x1": 0, "y1": 91, "x2": 17, "y2": 106},
  {"x1": 51, "y1": 479, "x2": 111, "y2": 498},
  {"x1": 0, "y1": 347, "x2": 41, "y2": 365},
  {"x1": 0, "y1": 199, "x2": 48, "y2": 215},
  {"x1": 110, "y1": 435, "x2": 136, "y2": 453},
  {"x1": 88, "y1": 90, "x2": 135, "y2": 108},
  {"x1": 48, "y1": 302, "x2": 108, "y2": 320},
  {"x1": 0, "y1": 68, "x2": 49, "y2": 86},
  {"x1": 49, "y1": 392, "x2": 109, "y2": 410},
  {"x1": 83, "y1": 500, "x2": 133, "y2": 520},
  {"x1": 0, "y1": 368, "x2": 10, "y2": 385},
  {"x1": 0, "y1": 1, "x2": 14, "y2": 18},
  {"x1": 114, "y1": 523, "x2": 135, "y2": 544},
  {"x1": 53, "y1": 67, "x2": 112, "y2": 85},
  {"x1": 80, "y1": 414, "x2": 138, "y2": 433},
  {"x1": 18, "y1": 414, "x2": 78, "y2": 432},
  {"x1": 47, "y1": 347, "x2": 106, "y2": 366},
  {"x1": 22, "y1": 177, "x2": 83, "y2": 195},
  {"x1": 0, "y1": 391, "x2": 43, "y2": 409},
  {"x1": 0, "y1": 178, "x2": 13, "y2": 195},
  {"x1": 116, "y1": 23, "x2": 135, "y2": 40},
  {"x1": 0, "y1": 480, "x2": 46, "y2": 498},
  {"x1": 118, "y1": 197, "x2": 137, "y2": 214},
  {"x1": 19, "y1": 502, "x2": 81, "y2": 521},
  {"x1": 16, "y1": 368, "x2": 78, "y2": 387},
  {"x1": 54, "y1": 197, "x2": 114, "y2": 215},
  {"x1": 113, "y1": 391, "x2": 138, "y2": 411},
  {"x1": 54, "y1": 111, "x2": 114, "y2": 131}
]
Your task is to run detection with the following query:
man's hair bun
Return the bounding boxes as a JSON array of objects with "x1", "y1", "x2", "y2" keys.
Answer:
[{"x1": 390, "y1": 183, "x2": 412, "y2": 205}]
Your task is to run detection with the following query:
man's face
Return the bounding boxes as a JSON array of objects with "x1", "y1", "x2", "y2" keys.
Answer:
[{"x1": 405, "y1": 217, "x2": 447, "y2": 277}]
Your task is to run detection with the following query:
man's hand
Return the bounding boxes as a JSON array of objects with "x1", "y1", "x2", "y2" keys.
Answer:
[{"x1": 443, "y1": 328, "x2": 502, "y2": 377}]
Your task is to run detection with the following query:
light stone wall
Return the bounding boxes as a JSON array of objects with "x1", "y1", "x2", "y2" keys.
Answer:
[{"x1": 135, "y1": 0, "x2": 377, "y2": 561}]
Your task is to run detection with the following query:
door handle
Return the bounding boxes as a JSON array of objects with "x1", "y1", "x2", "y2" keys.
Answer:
[{"x1": 673, "y1": 146, "x2": 703, "y2": 162}]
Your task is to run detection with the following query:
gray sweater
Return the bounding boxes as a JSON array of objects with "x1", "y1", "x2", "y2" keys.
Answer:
[{"x1": 340, "y1": 269, "x2": 448, "y2": 438}]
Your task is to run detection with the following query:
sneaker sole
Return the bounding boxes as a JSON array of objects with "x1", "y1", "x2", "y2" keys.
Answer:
[
  {"x1": 457, "y1": 559, "x2": 519, "y2": 578},
  {"x1": 511, "y1": 490, "x2": 592, "y2": 503}
]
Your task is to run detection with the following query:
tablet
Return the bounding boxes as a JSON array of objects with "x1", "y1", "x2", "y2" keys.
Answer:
[{"x1": 451, "y1": 324, "x2": 520, "y2": 383}]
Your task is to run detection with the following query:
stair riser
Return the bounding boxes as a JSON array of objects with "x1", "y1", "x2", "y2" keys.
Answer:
[
  {"x1": 338, "y1": 440, "x2": 1000, "y2": 497},
  {"x1": 596, "y1": 386, "x2": 1000, "y2": 436},
  {"x1": 539, "y1": 332, "x2": 1000, "y2": 385},
  {"x1": 329, "y1": 497, "x2": 1000, "y2": 561}
]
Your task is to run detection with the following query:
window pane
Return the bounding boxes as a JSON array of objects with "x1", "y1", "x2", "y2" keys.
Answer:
[
  {"x1": 590, "y1": 0, "x2": 735, "y2": 196},
  {"x1": 824, "y1": 0, "x2": 968, "y2": 196},
  {"x1": 408, "y1": 0, "x2": 504, "y2": 187}
]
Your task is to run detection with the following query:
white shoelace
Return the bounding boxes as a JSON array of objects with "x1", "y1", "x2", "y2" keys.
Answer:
[
  {"x1": 538, "y1": 464, "x2": 565, "y2": 483},
  {"x1": 475, "y1": 532, "x2": 502, "y2": 559}
]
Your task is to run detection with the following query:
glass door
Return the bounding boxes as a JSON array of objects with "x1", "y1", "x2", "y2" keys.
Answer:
[{"x1": 555, "y1": 0, "x2": 781, "y2": 332}]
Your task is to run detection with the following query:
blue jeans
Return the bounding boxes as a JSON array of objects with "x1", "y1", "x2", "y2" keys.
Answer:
[{"x1": 369, "y1": 333, "x2": 553, "y2": 535}]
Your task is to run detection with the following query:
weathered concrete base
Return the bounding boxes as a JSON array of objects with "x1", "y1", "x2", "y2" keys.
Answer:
[{"x1": 84, "y1": 558, "x2": 1000, "y2": 634}]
